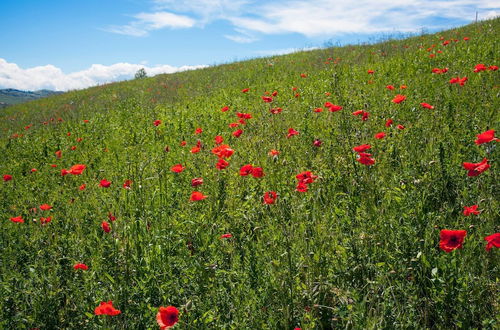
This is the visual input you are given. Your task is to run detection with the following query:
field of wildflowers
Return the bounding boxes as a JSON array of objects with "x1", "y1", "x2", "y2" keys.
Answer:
[{"x1": 0, "y1": 18, "x2": 498, "y2": 329}]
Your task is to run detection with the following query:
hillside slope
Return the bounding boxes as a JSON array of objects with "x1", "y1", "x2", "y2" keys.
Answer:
[{"x1": 0, "y1": 19, "x2": 499, "y2": 329}]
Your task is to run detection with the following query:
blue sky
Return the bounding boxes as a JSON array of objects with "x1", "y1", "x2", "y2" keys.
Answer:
[{"x1": 1, "y1": 0, "x2": 498, "y2": 91}]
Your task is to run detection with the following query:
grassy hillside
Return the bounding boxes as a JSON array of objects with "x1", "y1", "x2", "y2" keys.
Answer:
[{"x1": 0, "y1": 18, "x2": 499, "y2": 329}]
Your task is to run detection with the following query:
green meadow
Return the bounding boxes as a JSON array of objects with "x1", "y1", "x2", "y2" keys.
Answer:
[{"x1": 0, "y1": 18, "x2": 498, "y2": 329}]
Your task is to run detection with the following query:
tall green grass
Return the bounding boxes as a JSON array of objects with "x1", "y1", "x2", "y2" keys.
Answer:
[{"x1": 0, "y1": 18, "x2": 499, "y2": 329}]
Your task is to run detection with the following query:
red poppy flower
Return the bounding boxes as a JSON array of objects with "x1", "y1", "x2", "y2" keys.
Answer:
[
  {"x1": 367, "y1": 70, "x2": 374, "y2": 74},
  {"x1": 251, "y1": 167, "x2": 264, "y2": 178},
  {"x1": 73, "y1": 263, "x2": 88, "y2": 270},
  {"x1": 296, "y1": 171, "x2": 318, "y2": 184},
  {"x1": 69, "y1": 164, "x2": 86, "y2": 175},
  {"x1": 153, "y1": 120, "x2": 162, "y2": 126},
  {"x1": 79, "y1": 184, "x2": 86, "y2": 191},
  {"x1": 232, "y1": 129, "x2": 243, "y2": 138},
  {"x1": 39, "y1": 204, "x2": 52, "y2": 211},
  {"x1": 241, "y1": 88, "x2": 250, "y2": 93},
  {"x1": 357, "y1": 153, "x2": 375, "y2": 166},
  {"x1": 194, "y1": 128, "x2": 203, "y2": 135},
  {"x1": 171, "y1": 164, "x2": 185, "y2": 173},
  {"x1": 212, "y1": 144, "x2": 234, "y2": 159},
  {"x1": 71, "y1": 146, "x2": 77, "y2": 151},
  {"x1": 489, "y1": 65, "x2": 498, "y2": 71},
  {"x1": 270, "y1": 107, "x2": 282, "y2": 114},
  {"x1": 262, "y1": 96, "x2": 273, "y2": 103},
  {"x1": 353, "y1": 144, "x2": 371, "y2": 153},
  {"x1": 215, "y1": 135, "x2": 224, "y2": 144},
  {"x1": 272, "y1": 90, "x2": 278, "y2": 96},
  {"x1": 94, "y1": 301, "x2": 121, "y2": 316},
  {"x1": 385, "y1": 119, "x2": 393, "y2": 127},
  {"x1": 157, "y1": 306, "x2": 179, "y2": 329},
  {"x1": 386, "y1": 85, "x2": 395, "y2": 90},
  {"x1": 240, "y1": 164, "x2": 254, "y2": 176},
  {"x1": 10, "y1": 216, "x2": 24, "y2": 223},
  {"x1": 123, "y1": 180, "x2": 132, "y2": 189},
  {"x1": 327, "y1": 104, "x2": 343, "y2": 112},
  {"x1": 190, "y1": 191, "x2": 207, "y2": 201},
  {"x1": 473, "y1": 64, "x2": 487, "y2": 72},
  {"x1": 431, "y1": 67, "x2": 448, "y2": 74},
  {"x1": 313, "y1": 107, "x2": 323, "y2": 113},
  {"x1": 263, "y1": 191, "x2": 277, "y2": 204},
  {"x1": 392, "y1": 95, "x2": 406, "y2": 104},
  {"x1": 55, "y1": 150, "x2": 62, "y2": 159},
  {"x1": 313, "y1": 139, "x2": 322, "y2": 147},
  {"x1": 475, "y1": 129, "x2": 497, "y2": 145},
  {"x1": 237, "y1": 112, "x2": 252, "y2": 119},
  {"x1": 295, "y1": 182, "x2": 308, "y2": 192},
  {"x1": 101, "y1": 221, "x2": 111, "y2": 233},
  {"x1": 352, "y1": 110, "x2": 364, "y2": 116},
  {"x1": 484, "y1": 233, "x2": 500, "y2": 251},
  {"x1": 31, "y1": 168, "x2": 37, "y2": 173},
  {"x1": 50, "y1": 164, "x2": 57, "y2": 168},
  {"x1": 99, "y1": 179, "x2": 111, "y2": 188},
  {"x1": 221, "y1": 106, "x2": 230, "y2": 112},
  {"x1": 463, "y1": 205, "x2": 480, "y2": 216},
  {"x1": 300, "y1": 73, "x2": 307, "y2": 78},
  {"x1": 220, "y1": 233, "x2": 232, "y2": 239},
  {"x1": 439, "y1": 229, "x2": 466, "y2": 252},
  {"x1": 191, "y1": 178, "x2": 203, "y2": 186},
  {"x1": 268, "y1": 149, "x2": 280, "y2": 157},
  {"x1": 3, "y1": 174, "x2": 12, "y2": 182},
  {"x1": 462, "y1": 158, "x2": 490, "y2": 176},
  {"x1": 190, "y1": 146, "x2": 201, "y2": 154},
  {"x1": 400, "y1": 85, "x2": 407, "y2": 89},
  {"x1": 374, "y1": 132, "x2": 386, "y2": 139},
  {"x1": 397, "y1": 124, "x2": 405, "y2": 130},
  {"x1": 108, "y1": 212, "x2": 116, "y2": 222},
  {"x1": 420, "y1": 103, "x2": 434, "y2": 109},
  {"x1": 40, "y1": 217, "x2": 52, "y2": 225},
  {"x1": 180, "y1": 141, "x2": 187, "y2": 147},
  {"x1": 216, "y1": 158, "x2": 229, "y2": 170},
  {"x1": 229, "y1": 122, "x2": 239, "y2": 128},
  {"x1": 287, "y1": 128, "x2": 299, "y2": 138},
  {"x1": 450, "y1": 77, "x2": 467, "y2": 86}
]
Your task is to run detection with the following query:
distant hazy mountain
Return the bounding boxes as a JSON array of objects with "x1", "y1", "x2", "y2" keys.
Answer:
[{"x1": 0, "y1": 88, "x2": 63, "y2": 108}]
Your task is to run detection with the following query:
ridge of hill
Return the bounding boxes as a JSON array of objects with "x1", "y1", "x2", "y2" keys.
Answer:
[
  {"x1": 0, "y1": 18, "x2": 498, "y2": 329},
  {"x1": 0, "y1": 88, "x2": 63, "y2": 108}
]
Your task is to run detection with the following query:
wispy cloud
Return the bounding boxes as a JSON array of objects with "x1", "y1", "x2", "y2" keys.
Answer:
[
  {"x1": 0, "y1": 58, "x2": 207, "y2": 91},
  {"x1": 254, "y1": 47, "x2": 319, "y2": 56},
  {"x1": 224, "y1": 28, "x2": 258, "y2": 43},
  {"x1": 105, "y1": 11, "x2": 195, "y2": 36},
  {"x1": 107, "y1": 0, "x2": 499, "y2": 39},
  {"x1": 229, "y1": 0, "x2": 499, "y2": 37}
]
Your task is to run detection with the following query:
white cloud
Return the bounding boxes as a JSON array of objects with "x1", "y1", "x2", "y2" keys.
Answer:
[
  {"x1": 153, "y1": 0, "x2": 249, "y2": 24},
  {"x1": 483, "y1": 10, "x2": 499, "y2": 19},
  {"x1": 0, "y1": 58, "x2": 207, "y2": 91},
  {"x1": 226, "y1": 0, "x2": 500, "y2": 37},
  {"x1": 118, "y1": 0, "x2": 500, "y2": 39},
  {"x1": 105, "y1": 11, "x2": 195, "y2": 36}
]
